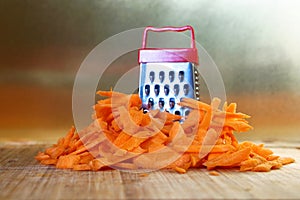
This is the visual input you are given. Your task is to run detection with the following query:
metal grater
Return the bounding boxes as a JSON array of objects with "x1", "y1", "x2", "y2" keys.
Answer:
[{"x1": 138, "y1": 26, "x2": 199, "y2": 117}]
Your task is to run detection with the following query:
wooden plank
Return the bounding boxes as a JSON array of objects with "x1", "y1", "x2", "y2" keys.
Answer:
[
  {"x1": 0, "y1": 143, "x2": 299, "y2": 199},
  {"x1": 0, "y1": 144, "x2": 126, "y2": 200}
]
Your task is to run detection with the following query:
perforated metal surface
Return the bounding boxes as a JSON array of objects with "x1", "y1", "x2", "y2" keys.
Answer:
[{"x1": 139, "y1": 62, "x2": 198, "y2": 116}]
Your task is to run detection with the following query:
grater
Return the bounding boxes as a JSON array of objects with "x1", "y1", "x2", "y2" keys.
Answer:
[{"x1": 138, "y1": 26, "x2": 199, "y2": 117}]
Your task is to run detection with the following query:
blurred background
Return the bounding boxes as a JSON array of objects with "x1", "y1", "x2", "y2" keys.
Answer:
[{"x1": 0, "y1": 0, "x2": 299, "y2": 142}]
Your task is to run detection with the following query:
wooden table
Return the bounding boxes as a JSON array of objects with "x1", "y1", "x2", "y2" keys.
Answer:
[{"x1": 1, "y1": 142, "x2": 299, "y2": 200}]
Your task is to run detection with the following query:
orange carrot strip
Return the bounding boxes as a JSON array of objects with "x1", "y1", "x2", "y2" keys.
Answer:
[
  {"x1": 73, "y1": 164, "x2": 92, "y2": 171},
  {"x1": 226, "y1": 102, "x2": 237, "y2": 113},
  {"x1": 174, "y1": 166, "x2": 186, "y2": 173},
  {"x1": 94, "y1": 104, "x2": 113, "y2": 120},
  {"x1": 140, "y1": 113, "x2": 151, "y2": 126},
  {"x1": 171, "y1": 153, "x2": 191, "y2": 171},
  {"x1": 129, "y1": 94, "x2": 142, "y2": 108},
  {"x1": 240, "y1": 159, "x2": 260, "y2": 171},
  {"x1": 150, "y1": 131, "x2": 168, "y2": 144},
  {"x1": 148, "y1": 142, "x2": 165, "y2": 152},
  {"x1": 214, "y1": 111, "x2": 251, "y2": 119},
  {"x1": 40, "y1": 158, "x2": 57, "y2": 165},
  {"x1": 35, "y1": 152, "x2": 50, "y2": 161},
  {"x1": 129, "y1": 107, "x2": 144, "y2": 126},
  {"x1": 268, "y1": 160, "x2": 282, "y2": 169},
  {"x1": 62, "y1": 126, "x2": 75, "y2": 148},
  {"x1": 45, "y1": 146, "x2": 65, "y2": 159},
  {"x1": 204, "y1": 147, "x2": 251, "y2": 170},
  {"x1": 168, "y1": 121, "x2": 181, "y2": 142},
  {"x1": 267, "y1": 154, "x2": 280, "y2": 161},
  {"x1": 79, "y1": 153, "x2": 95, "y2": 164},
  {"x1": 56, "y1": 155, "x2": 80, "y2": 169},
  {"x1": 104, "y1": 129, "x2": 118, "y2": 143},
  {"x1": 74, "y1": 140, "x2": 83, "y2": 149},
  {"x1": 252, "y1": 144, "x2": 273, "y2": 159},
  {"x1": 186, "y1": 144, "x2": 236, "y2": 154},
  {"x1": 252, "y1": 163, "x2": 273, "y2": 172},
  {"x1": 209, "y1": 171, "x2": 220, "y2": 176},
  {"x1": 179, "y1": 98, "x2": 211, "y2": 111},
  {"x1": 190, "y1": 154, "x2": 201, "y2": 167},
  {"x1": 111, "y1": 119, "x2": 122, "y2": 132},
  {"x1": 207, "y1": 153, "x2": 223, "y2": 161},
  {"x1": 89, "y1": 159, "x2": 106, "y2": 171},
  {"x1": 84, "y1": 136, "x2": 106, "y2": 150},
  {"x1": 57, "y1": 137, "x2": 64, "y2": 147},
  {"x1": 131, "y1": 146, "x2": 147, "y2": 154},
  {"x1": 181, "y1": 110, "x2": 200, "y2": 131},
  {"x1": 114, "y1": 131, "x2": 131, "y2": 147},
  {"x1": 105, "y1": 112, "x2": 115, "y2": 124},
  {"x1": 70, "y1": 146, "x2": 87, "y2": 155},
  {"x1": 117, "y1": 106, "x2": 140, "y2": 133},
  {"x1": 121, "y1": 135, "x2": 148, "y2": 151},
  {"x1": 224, "y1": 120, "x2": 253, "y2": 132},
  {"x1": 199, "y1": 108, "x2": 212, "y2": 130},
  {"x1": 278, "y1": 157, "x2": 295, "y2": 165}
]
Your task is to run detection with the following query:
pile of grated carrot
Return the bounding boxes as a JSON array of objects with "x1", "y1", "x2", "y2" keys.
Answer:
[{"x1": 36, "y1": 90, "x2": 294, "y2": 173}]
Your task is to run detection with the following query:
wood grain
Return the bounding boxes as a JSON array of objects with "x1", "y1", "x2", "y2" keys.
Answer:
[{"x1": 0, "y1": 143, "x2": 299, "y2": 199}]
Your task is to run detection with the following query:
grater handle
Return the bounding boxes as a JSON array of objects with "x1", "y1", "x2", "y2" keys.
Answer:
[{"x1": 142, "y1": 25, "x2": 196, "y2": 49}]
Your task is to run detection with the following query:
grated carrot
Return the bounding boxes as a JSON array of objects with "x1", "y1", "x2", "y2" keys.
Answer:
[
  {"x1": 35, "y1": 90, "x2": 295, "y2": 174},
  {"x1": 209, "y1": 171, "x2": 220, "y2": 176}
]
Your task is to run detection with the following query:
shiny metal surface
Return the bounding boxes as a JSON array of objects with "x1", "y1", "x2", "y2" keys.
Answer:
[{"x1": 139, "y1": 62, "x2": 196, "y2": 115}]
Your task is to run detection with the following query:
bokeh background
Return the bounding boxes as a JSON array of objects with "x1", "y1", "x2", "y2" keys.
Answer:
[{"x1": 0, "y1": 0, "x2": 299, "y2": 142}]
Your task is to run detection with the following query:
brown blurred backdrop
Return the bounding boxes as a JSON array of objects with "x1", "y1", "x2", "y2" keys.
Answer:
[{"x1": 0, "y1": 0, "x2": 300, "y2": 142}]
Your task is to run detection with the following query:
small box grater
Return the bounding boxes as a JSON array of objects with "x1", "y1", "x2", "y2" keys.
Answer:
[{"x1": 138, "y1": 26, "x2": 200, "y2": 117}]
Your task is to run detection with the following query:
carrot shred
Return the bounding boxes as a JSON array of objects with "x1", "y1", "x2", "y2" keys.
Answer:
[
  {"x1": 56, "y1": 155, "x2": 80, "y2": 169},
  {"x1": 40, "y1": 158, "x2": 57, "y2": 165},
  {"x1": 45, "y1": 146, "x2": 65, "y2": 159},
  {"x1": 278, "y1": 157, "x2": 295, "y2": 165},
  {"x1": 35, "y1": 152, "x2": 50, "y2": 161},
  {"x1": 89, "y1": 159, "x2": 105, "y2": 171},
  {"x1": 35, "y1": 90, "x2": 294, "y2": 174},
  {"x1": 79, "y1": 153, "x2": 94, "y2": 164},
  {"x1": 204, "y1": 147, "x2": 251, "y2": 170},
  {"x1": 73, "y1": 164, "x2": 92, "y2": 171},
  {"x1": 174, "y1": 166, "x2": 186, "y2": 173},
  {"x1": 113, "y1": 131, "x2": 131, "y2": 147},
  {"x1": 209, "y1": 171, "x2": 220, "y2": 176}
]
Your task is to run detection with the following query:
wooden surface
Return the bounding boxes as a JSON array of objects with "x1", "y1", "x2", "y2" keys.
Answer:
[{"x1": 0, "y1": 142, "x2": 300, "y2": 200}]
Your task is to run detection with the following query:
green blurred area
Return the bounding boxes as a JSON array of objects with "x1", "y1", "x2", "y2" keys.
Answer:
[{"x1": 0, "y1": 0, "x2": 300, "y2": 142}]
